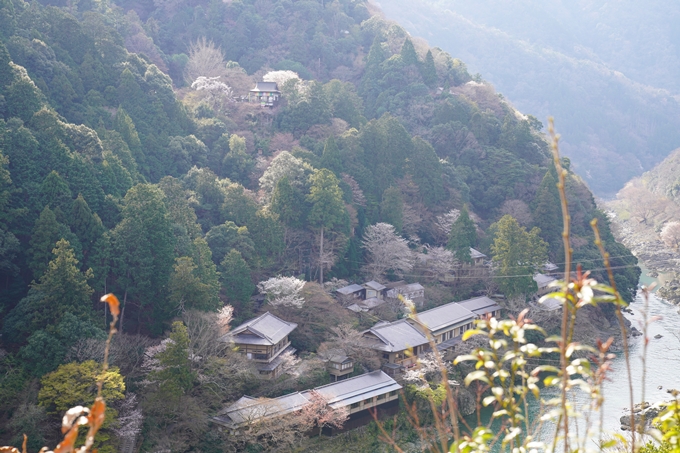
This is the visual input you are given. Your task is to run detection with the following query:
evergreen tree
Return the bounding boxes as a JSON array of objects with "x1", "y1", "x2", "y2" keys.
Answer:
[
  {"x1": 0, "y1": 42, "x2": 12, "y2": 90},
  {"x1": 247, "y1": 210, "x2": 285, "y2": 268},
  {"x1": 447, "y1": 205, "x2": 477, "y2": 263},
  {"x1": 110, "y1": 184, "x2": 176, "y2": 330},
  {"x1": 28, "y1": 206, "x2": 63, "y2": 279},
  {"x1": 31, "y1": 239, "x2": 95, "y2": 331},
  {"x1": 307, "y1": 169, "x2": 346, "y2": 284},
  {"x1": 532, "y1": 171, "x2": 562, "y2": 255},
  {"x1": 168, "y1": 256, "x2": 220, "y2": 312},
  {"x1": 410, "y1": 137, "x2": 445, "y2": 207},
  {"x1": 400, "y1": 38, "x2": 419, "y2": 66},
  {"x1": 421, "y1": 49, "x2": 438, "y2": 88},
  {"x1": 380, "y1": 186, "x2": 403, "y2": 233},
  {"x1": 221, "y1": 249, "x2": 254, "y2": 314},
  {"x1": 6, "y1": 78, "x2": 43, "y2": 123},
  {"x1": 40, "y1": 171, "x2": 72, "y2": 216},
  {"x1": 490, "y1": 215, "x2": 548, "y2": 297},
  {"x1": 69, "y1": 194, "x2": 104, "y2": 261},
  {"x1": 113, "y1": 106, "x2": 145, "y2": 172},
  {"x1": 152, "y1": 321, "x2": 194, "y2": 399},
  {"x1": 320, "y1": 135, "x2": 342, "y2": 174},
  {"x1": 270, "y1": 176, "x2": 306, "y2": 229},
  {"x1": 223, "y1": 134, "x2": 253, "y2": 184}
]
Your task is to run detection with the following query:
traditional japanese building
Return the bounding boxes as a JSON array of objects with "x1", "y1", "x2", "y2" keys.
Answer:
[
  {"x1": 248, "y1": 81, "x2": 281, "y2": 106},
  {"x1": 221, "y1": 312, "x2": 297, "y2": 379},
  {"x1": 362, "y1": 319, "x2": 429, "y2": 375}
]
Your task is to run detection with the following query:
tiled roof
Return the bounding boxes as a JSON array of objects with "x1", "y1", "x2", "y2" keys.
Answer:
[
  {"x1": 457, "y1": 296, "x2": 501, "y2": 316},
  {"x1": 213, "y1": 392, "x2": 310, "y2": 427},
  {"x1": 363, "y1": 319, "x2": 428, "y2": 352},
  {"x1": 411, "y1": 301, "x2": 475, "y2": 333},
  {"x1": 250, "y1": 81, "x2": 280, "y2": 92},
  {"x1": 213, "y1": 371, "x2": 401, "y2": 427},
  {"x1": 533, "y1": 273, "x2": 557, "y2": 289},
  {"x1": 224, "y1": 312, "x2": 297, "y2": 346},
  {"x1": 336, "y1": 284, "x2": 364, "y2": 295},
  {"x1": 303, "y1": 370, "x2": 401, "y2": 409},
  {"x1": 364, "y1": 280, "x2": 386, "y2": 291}
]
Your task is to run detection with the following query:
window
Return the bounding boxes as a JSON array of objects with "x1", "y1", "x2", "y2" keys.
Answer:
[
  {"x1": 350, "y1": 402, "x2": 360, "y2": 409},
  {"x1": 377, "y1": 394, "x2": 386, "y2": 400},
  {"x1": 389, "y1": 391, "x2": 398, "y2": 397}
]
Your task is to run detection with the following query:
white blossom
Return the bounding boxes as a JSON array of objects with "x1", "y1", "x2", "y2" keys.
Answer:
[
  {"x1": 258, "y1": 276, "x2": 306, "y2": 308},
  {"x1": 263, "y1": 70, "x2": 300, "y2": 87},
  {"x1": 362, "y1": 223, "x2": 414, "y2": 280}
]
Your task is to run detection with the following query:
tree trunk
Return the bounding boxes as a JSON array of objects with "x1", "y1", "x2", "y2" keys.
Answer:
[
  {"x1": 319, "y1": 226, "x2": 324, "y2": 285},
  {"x1": 120, "y1": 289, "x2": 127, "y2": 334}
]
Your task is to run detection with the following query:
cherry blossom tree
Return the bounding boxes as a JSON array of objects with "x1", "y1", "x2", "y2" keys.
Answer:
[
  {"x1": 362, "y1": 223, "x2": 414, "y2": 280},
  {"x1": 661, "y1": 221, "x2": 680, "y2": 249},
  {"x1": 257, "y1": 276, "x2": 306, "y2": 308},
  {"x1": 263, "y1": 70, "x2": 300, "y2": 87},
  {"x1": 191, "y1": 76, "x2": 234, "y2": 111},
  {"x1": 298, "y1": 391, "x2": 349, "y2": 435},
  {"x1": 434, "y1": 209, "x2": 460, "y2": 244}
]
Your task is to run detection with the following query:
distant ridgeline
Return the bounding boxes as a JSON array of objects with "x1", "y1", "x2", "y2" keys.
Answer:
[{"x1": 0, "y1": 0, "x2": 638, "y2": 369}]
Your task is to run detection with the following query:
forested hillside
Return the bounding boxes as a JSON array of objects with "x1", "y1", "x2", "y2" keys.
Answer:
[
  {"x1": 0, "y1": 0, "x2": 639, "y2": 450},
  {"x1": 377, "y1": 0, "x2": 680, "y2": 196}
]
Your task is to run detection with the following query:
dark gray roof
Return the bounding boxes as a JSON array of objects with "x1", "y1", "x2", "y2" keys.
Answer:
[
  {"x1": 470, "y1": 248, "x2": 487, "y2": 259},
  {"x1": 533, "y1": 273, "x2": 557, "y2": 289},
  {"x1": 411, "y1": 301, "x2": 475, "y2": 333},
  {"x1": 250, "y1": 81, "x2": 280, "y2": 92},
  {"x1": 213, "y1": 371, "x2": 401, "y2": 427},
  {"x1": 364, "y1": 280, "x2": 386, "y2": 291},
  {"x1": 436, "y1": 335, "x2": 462, "y2": 351},
  {"x1": 225, "y1": 312, "x2": 297, "y2": 346},
  {"x1": 336, "y1": 284, "x2": 364, "y2": 295},
  {"x1": 329, "y1": 355, "x2": 351, "y2": 364},
  {"x1": 384, "y1": 280, "x2": 407, "y2": 289},
  {"x1": 363, "y1": 319, "x2": 428, "y2": 352},
  {"x1": 213, "y1": 392, "x2": 310, "y2": 428},
  {"x1": 457, "y1": 296, "x2": 501, "y2": 316},
  {"x1": 303, "y1": 370, "x2": 401, "y2": 409}
]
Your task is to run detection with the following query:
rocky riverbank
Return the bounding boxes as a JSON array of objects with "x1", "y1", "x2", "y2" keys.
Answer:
[{"x1": 606, "y1": 210, "x2": 680, "y2": 304}]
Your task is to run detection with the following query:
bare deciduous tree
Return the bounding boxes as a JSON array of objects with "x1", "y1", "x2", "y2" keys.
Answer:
[
  {"x1": 500, "y1": 199, "x2": 534, "y2": 227},
  {"x1": 418, "y1": 245, "x2": 456, "y2": 278},
  {"x1": 362, "y1": 222, "x2": 414, "y2": 280},
  {"x1": 318, "y1": 324, "x2": 381, "y2": 371},
  {"x1": 184, "y1": 38, "x2": 225, "y2": 83},
  {"x1": 341, "y1": 174, "x2": 366, "y2": 206}
]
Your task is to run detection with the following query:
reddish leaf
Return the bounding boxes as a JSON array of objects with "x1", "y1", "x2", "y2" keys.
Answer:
[
  {"x1": 54, "y1": 425, "x2": 79, "y2": 453},
  {"x1": 100, "y1": 294, "x2": 120, "y2": 317},
  {"x1": 88, "y1": 398, "x2": 106, "y2": 433},
  {"x1": 0, "y1": 447, "x2": 20, "y2": 453}
]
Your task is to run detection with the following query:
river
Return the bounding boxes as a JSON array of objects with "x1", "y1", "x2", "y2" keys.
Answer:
[{"x1": 468, "y1": 267, "x2": 680, "y2": 448}]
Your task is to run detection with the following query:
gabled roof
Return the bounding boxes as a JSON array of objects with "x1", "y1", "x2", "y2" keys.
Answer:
[
  {"x1": 336, "y1": 284, "x2": 364, "y2": 295},
  {"x1": 384, "y1": 280, "x2": 407, "y2": 289},
  {"x1": 213, "y1": 392, "x2": 310, "y2": 428},
  {"x1": 363, "y1": 280, "x2": 386, "y2": 291},
  {"x1": 213, "y1": 371, "x2": 401, "y2": 427},
  {"x1": 250, "y1": 81, "x2": 280, "y2": 92},
  {"x1": 470, "y1": 248, "x2": 487, "y2": 259},
  {"x1": 457, "y1": 296, "x2": 501, "y2": 316},
  {"x1": 328, "y1": 355, "x2": 351, "y2": 364},
  {"x1": 363, "y1": 319, "x2": 428, "y2": 352},
  {"x1": 533, "y1": 273, "x2": 557, "y2": 289},
  {"x1": 543, "y1": 262, "x2": 559, "y2": 272},
  {"x1": 410, "y1": 301, "x2": 475, "y2": 333},
  {"x1": 303, "y1": 370, "x2": 401, "y2": 409},
  {"x1": 224, "y1": 312, "x2": 297, "y2": 346}
]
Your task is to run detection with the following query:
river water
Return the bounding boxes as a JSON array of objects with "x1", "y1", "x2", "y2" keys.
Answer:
[{"x1": 468, "y1": 267, "x2": 680, "y2": 448}]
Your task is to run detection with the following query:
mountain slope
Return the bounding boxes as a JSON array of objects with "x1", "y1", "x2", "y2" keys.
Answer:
[{"x1": 376, "y1": 0, "x2": 680, "y2": 197}]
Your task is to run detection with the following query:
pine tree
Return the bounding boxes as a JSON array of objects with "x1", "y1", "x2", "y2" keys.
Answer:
[
  {"x1": 409, "y1": 137, "x2": 445, "y2": 208},
  {"x1": 447, "y1": 205, "x2": 476, "y2": 263},
  {"x1": 0, "y1": 42, "x2": 13, "y2": 90},
  {"x1": 421, "y1": 49, "x2": 438, "y2": 88},
  {"x1": 114, "y1": 106, "x2": 145, "y2": 172},
  {"x1": 28, "y1": 206, "x2": 63, "y2": 279}
]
